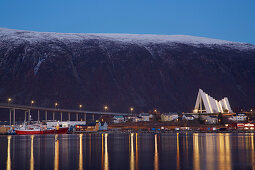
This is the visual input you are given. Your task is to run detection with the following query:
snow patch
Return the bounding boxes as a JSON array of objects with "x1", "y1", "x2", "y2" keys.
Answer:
[
  {"x1": 34, "y1": 58, "x2": 45, "y2": 75},
  {"x1": 0, "y1": 28, "x2": 254, "y2": 51}
]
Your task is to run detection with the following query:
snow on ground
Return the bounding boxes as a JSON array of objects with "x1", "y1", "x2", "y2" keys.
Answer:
[{"x1": 0, "y1": 28, "x2": 254, "y2": 50}]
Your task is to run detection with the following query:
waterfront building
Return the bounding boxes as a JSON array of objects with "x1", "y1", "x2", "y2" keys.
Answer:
[
  {"x1": 182, "y1": 115, "x2": 195, "y2": 121},
  {"x1": 193, "y1": 89, "x2": 233, "y2": 113},
  {"x1": 99, "y1": 122, "x2": 108, "y2": 131},
  {"x1": 134, "y1": 116, "x2": 145, "y2": 122},
  {"x1": 47, "y1": 121, "x2": 85, "y2": 129},
  {"x1": 125, "y1": 113, "x2": 151, "y2": 122},
  {"x1": 161, "y1": 113, "x2": 178, "y2": 121},
  {"x1": 75, "y1": 122, "x2": 102, "y2": 132},
  {"x1": 0, "y1": 126, "x2": 11, "y2": 134},
  {"x1": 126, "y1": 116, "x2": 137, "y2": 122},
  {"x1": 202, "y1": 115, "x2": 218, "y2": 124},
  {"x1": 139, "y1": 113, "x2": 150, "y2": 121},
  {"x1": 228, "y1": 113, "x2": 247, "y2": 122},
  {"x1": 113, "y1": 116, "x2": 125, "y2": 123},
  {"x1": 226, "y1": 123, "x2": 254, "y2": 130}
]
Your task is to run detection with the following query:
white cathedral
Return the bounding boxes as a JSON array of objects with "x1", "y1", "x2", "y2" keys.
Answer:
[{"x1": 193, "y1": 89, "x2": 233, "y2": 113}]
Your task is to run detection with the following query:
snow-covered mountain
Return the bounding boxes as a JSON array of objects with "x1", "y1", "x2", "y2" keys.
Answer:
[
  {"x1": 0, "y1": 28, "x2": 254, "y2": 50},
  {"x1": 0, "y1": 28, "x2": 255, "y2": 117}
]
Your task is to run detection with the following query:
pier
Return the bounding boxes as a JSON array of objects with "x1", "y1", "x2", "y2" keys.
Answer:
[{"x1": 0, "y1": 103, "x2": 128, "y2": 125}]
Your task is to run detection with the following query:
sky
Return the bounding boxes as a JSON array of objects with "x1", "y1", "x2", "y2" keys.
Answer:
[{"x1": 0, "y1": 0, "x2": 254, "y2": 44}]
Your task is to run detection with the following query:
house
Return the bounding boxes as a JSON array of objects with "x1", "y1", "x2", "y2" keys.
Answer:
[
  {"x1": 126, "y1": 113, "x2": 153, "y2": 122},
  {"x1": 226, "y1": 123, "x2": 255, "y2": 130},
  {"x1": 182, "y1": 115, "x2": 194, "y2": 121},
  {"x1": 75, "y1": 122, "x2": 100, "y2": 132},
  {"x1": 47, "y1": 121, "x2": 85, "y2": 129},
  {"x1": 99, "y1": 122, "x2": 108, "y2": 131},
  {"x1": 126, "y1": 116, "x2": 137, "y2": 122},
  {"x1": 161, "y1": 113, "x2": 178, "y2": 121},
  {"x1": 113, "y1": 116, "x2": 125, "y2": 123},
  {"x1": 229, "y1": 113, "x2": 247, "y2": 122},
  {"x1": 134, "y1": 116, "x2": 143, "y2": 122},
  {"x1": 149, "y1": 114, "x2": 155, "y2": 120},
  {"x1": 202, "y1": 115, "x2": 218, "y2": 124},
  {"x1": 139, "y1": 113, "x2": 150, "y2": 121}
]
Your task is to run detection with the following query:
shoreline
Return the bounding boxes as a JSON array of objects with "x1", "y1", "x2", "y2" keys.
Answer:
[{"x1": 1, "y1": 130, "x2": 255, "y2": 135}]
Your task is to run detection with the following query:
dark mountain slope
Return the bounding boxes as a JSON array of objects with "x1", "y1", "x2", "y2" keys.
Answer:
[{"x1": 0, "y1": 28, "x2": 255, "y2": 115}]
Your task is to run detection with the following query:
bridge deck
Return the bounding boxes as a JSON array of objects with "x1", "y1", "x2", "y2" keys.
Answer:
[{"x1": 0, "y1": 103, "x2": 128, "y2": 116}]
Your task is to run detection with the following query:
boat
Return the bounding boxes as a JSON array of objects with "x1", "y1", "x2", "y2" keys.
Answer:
[
  {"x1": 55, "y1": 127, "x2": 69, "y2": 134},
  {"x1": 15, "y1": 126, "x2": 44, "y2": 135},
  {"x1": 44, "y1": 127, "x2": 69, "y2": 134},
  {"x1": 15, "y1": 124, "x2": 68, "y2": 135}
]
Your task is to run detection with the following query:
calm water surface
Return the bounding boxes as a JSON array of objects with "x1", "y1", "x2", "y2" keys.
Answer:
[{"x1": 0, "y1": 133, "x2": 254, "y2": 170}]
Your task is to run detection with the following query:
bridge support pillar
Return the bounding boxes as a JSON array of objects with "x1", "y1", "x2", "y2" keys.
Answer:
[
  {"x1": 37, "y1": 110, "x2": 40, "y2": 122},
  {"x1": 92, "y1": 114, "x2": 94, "y2": 121},
  {"x1": 45, "y1": 111, "x2": 47, "y2": 122},
  {"x1": 76, "y1": 113, "x2": 78, "y2": 121},
  {"x1": 13, "y1": 109, "x2": 15, "y2": 125},
  {"x1": 53, "y1": 112, "x2": 55, "y2": 121},
  {"x1": 68, "y1": 112, "x2": 70, "y2": 121},
  {"x1": 84, "y1": 114, "x2": 86, "y2": 122},
  {"x1": 24, "y1": 111, "x2": 27, "y2": 122},
  {"x1": 9, "y1": 109, "x2": 11, "y2": 126},
  {"x1": 61, "y1": 112, "x2": 62, "y2": 122},
  {"x1": 28, "y1": 110, "x2": 31, "y2": 121}
]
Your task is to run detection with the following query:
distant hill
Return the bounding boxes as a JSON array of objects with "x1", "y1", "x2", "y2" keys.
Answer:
[{"x1": 0, "y1": 28, "x2": 255, "y2": 117}]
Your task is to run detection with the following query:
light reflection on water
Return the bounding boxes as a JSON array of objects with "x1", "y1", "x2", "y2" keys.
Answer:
[
  {"x1": 6, "y1": 136, "x2": 11, "y2": 170},
  {"x1": 30, "y1": 135, "x2": 34, "y2": 170},
  {"x1": 1, "y1": 133, "x2": 255, "y2": 170},
  {"x1": 130, "y1": 133, "x2": 134, "y2": 170},
  {"x1": 135, "y1": 133, "x2": 139, "y2": 170},
  {"x1": 154, "y1": 134, "x2": 158, "y2": 170},
  {"x1": 193, "y1": 133, "x2": 199, "y2": 170},
  {"x1": 79, "y1": 134, "x2": 83, "y2": 170},
  {"x1": 176, "y1": 133, "x2": 180, "y2": 170},
  {"x1": 104, "y1": 133, "x2": 109, "y2": 170},
  {"x1": 54, "y1": 135, "x2": 59, "y2": 170}
]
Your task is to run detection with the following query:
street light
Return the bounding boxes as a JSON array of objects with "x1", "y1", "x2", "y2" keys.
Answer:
[
  {"x1": 31, "y1": 100, "x2": 35, "y2": 107},
  {"x1": 154, "y1": 109, "x2": 157, "y2": 113},
  {"x1": 79, "y1": 104, "x2": 83, "y2": 110},
  {"x1": 54, "y1": 102, "x2": 58, "y2": 109},
  {"x1": 130, "y1": 107, "x2": 134, "y2": 114},
  {"x1": 104, "y1": 106, "x2": 108, "y2": 112},
  {"x1": 7, "y1": 98, "x2": 12, "y2": 104}
]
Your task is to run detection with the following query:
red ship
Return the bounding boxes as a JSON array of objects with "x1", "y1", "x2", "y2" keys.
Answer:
[
  {"x1": 15, "y1": 128, "x2": 44, "y2": 135},
  {"x1": 43, "y1": 127, "x2": 69, "y2": 134},
  {"x1": 15, "y1": 125, "x2": 68, "y2": 135}
]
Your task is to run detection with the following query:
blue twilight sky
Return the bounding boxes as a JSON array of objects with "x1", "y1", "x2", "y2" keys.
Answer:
[{"x1": 0, "y1": 0, "x2": 254, "y2": 44}]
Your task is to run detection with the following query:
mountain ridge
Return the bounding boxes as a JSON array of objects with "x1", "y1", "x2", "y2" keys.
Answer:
[
  {"x1": 0, "y1": 28, "x2": 254, "y2": 50},
  {"x1": 0, "y1": 28, "x2": 254, "y2": 118}
]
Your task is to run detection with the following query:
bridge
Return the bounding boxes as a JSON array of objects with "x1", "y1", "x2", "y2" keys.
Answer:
[{"x1": 0, "y1": 103, "x2": 128, "y2": 125}]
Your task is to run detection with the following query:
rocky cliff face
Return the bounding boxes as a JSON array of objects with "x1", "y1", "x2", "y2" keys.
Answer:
[{"x1": 0, "y1": 28, "x2": 255, "y2": 114}]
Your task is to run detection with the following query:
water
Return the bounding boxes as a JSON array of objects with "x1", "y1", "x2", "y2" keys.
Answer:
[{"x1": 0, "y1": 133, "x2": 255, "y2": 170}]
